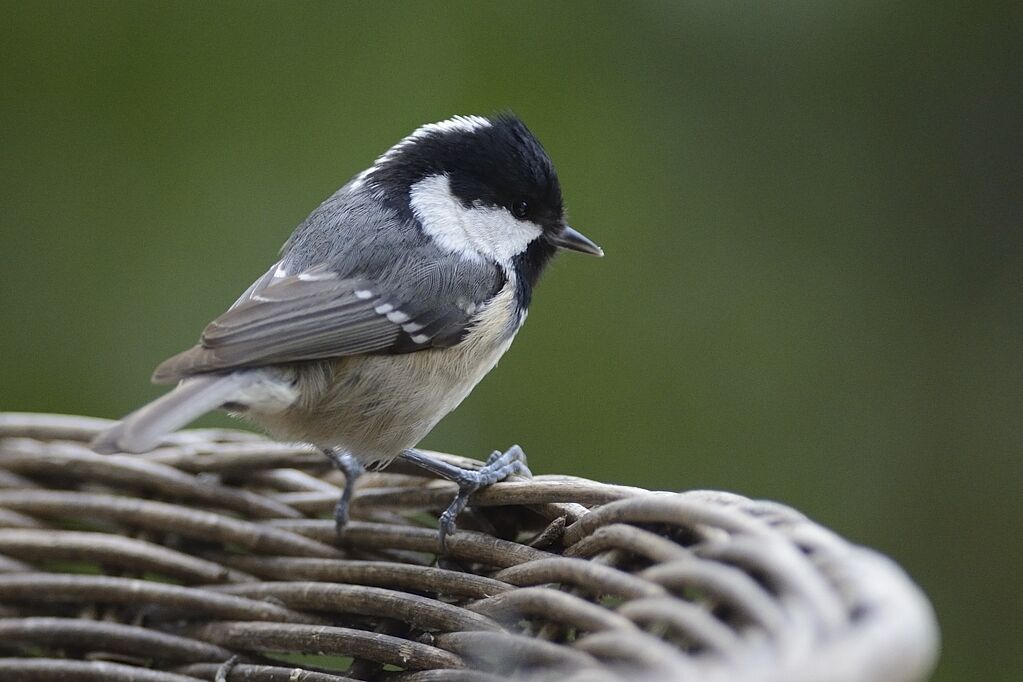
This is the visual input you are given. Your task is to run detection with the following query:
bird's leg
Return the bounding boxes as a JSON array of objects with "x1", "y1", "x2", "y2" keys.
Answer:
[
  {"x1": 325, "y1": 448, "x2": 364, "y2": 536},
  {"x1": 400, "y1": 445, "x2": 531, "y2": 550}
]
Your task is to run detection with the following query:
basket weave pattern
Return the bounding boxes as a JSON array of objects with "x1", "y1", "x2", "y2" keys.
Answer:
[{"x1": 0, "y1": 413, "x2": 938, "y2": 681}]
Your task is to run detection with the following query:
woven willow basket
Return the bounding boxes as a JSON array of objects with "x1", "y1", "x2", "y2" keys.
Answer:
[{"x1": 0, "y1": 413, "x2": 938, "y2": 681}]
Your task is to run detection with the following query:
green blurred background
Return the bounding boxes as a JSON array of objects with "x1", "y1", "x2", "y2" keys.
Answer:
[{"x1": 2, "y1": 2, "x2": 1019, "y2": 679}]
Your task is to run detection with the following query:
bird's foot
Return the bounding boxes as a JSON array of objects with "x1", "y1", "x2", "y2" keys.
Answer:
[
  {"x1": 325, "y1": 449, "x2": 364, "y2": 536},
  {"x1": 400, "y1": 445, "x2": 531, "y2": 551}
]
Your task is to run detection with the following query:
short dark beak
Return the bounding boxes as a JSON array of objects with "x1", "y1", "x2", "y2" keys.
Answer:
[{"x1": 549, "y1": 225, "x2": 604, "y2": 257}]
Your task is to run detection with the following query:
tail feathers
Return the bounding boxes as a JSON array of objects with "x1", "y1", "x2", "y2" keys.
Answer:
[{"x1": 90, "y1": 374, "x2": 252, "y2": 454}]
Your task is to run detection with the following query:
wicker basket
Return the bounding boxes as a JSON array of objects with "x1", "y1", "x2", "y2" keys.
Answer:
[{"x1": 0, "y1": 412, "x2": 938, "y2": 681}]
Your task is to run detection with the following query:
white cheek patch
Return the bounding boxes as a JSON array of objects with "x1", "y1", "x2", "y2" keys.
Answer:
[{"x1": 409, "y1": 174, "x2": 542, "y2": 265}]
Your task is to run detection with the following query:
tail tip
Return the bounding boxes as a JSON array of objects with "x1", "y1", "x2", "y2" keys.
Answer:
[
  {"x1": 89, "y1": 423, "x2": 155, "y2": 454},
  {"x1": 89, "y1": 426, "x2": 126, "y2": 454}
]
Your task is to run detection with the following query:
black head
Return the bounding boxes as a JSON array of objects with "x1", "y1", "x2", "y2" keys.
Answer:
[
  {"x1": 364, "y1": 114, "x2": 565, "y2": 234},
  {"x1": 359, "y1": 115, "x2": 601, "y2": 307}
]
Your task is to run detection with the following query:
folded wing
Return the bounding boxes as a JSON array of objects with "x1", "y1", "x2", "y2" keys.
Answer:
[{"x1": 152, "y1": 262, "x2": 503, "y2": 382}]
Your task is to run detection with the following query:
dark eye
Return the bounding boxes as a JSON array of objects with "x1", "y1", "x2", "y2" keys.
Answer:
[{"x1": 512, "y1": 200, "x2": 529, "y2": 220}]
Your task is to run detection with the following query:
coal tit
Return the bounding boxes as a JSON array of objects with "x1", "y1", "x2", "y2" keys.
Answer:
[{"x1": 92, "y1": 114, "x2": 603, "y2": 547}]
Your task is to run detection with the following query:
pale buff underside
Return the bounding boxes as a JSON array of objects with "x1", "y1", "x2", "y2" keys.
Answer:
[{"x1": 246, "y1": 281, "x2": 520, "y2": 464}]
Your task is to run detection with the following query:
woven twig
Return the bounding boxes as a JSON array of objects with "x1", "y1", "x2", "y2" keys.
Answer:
[{"x1": 0, "y1": 412, "x2": 938, "y2": 681}]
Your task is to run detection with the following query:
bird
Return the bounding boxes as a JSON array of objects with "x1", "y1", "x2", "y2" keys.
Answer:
[{"x1": 91, "y1": 113, "x2": 603, "y2": 548}]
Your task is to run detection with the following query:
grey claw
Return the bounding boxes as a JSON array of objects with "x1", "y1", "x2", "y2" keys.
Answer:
[
  {"x1": 333, "y1": 499, "x2": 349, "y2": 537},
  {"x1": 438, "y1": 478, "x2": 479, "y2": 551},
  {"x1": 398, "y1": 445, "x2": 530, "y2": 553},
  {"x1": 326, "y1": 450, "x2": 364, "y2": 537},
  {"x1": 438, "y1": 446, "x2": 530, "y2": 551}
]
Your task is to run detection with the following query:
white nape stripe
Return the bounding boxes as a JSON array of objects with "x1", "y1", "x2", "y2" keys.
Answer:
[
  {"x1": 388, "y1": 116, "x2": 490, "y2": 160},
  {"x1": 412, "y1": 115, "x2": 490, "y2": 137},
  {"x1": 409, "y1": 173, "x2": 543, "y2": 265},
  {"x1": 365, "y1": 116, "x2": 492, "y2": 184}
]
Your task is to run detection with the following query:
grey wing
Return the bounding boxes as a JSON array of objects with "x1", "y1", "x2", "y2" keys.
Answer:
[{"x1": 152, "y1": 260, "x2": 504, "y2": 383}]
